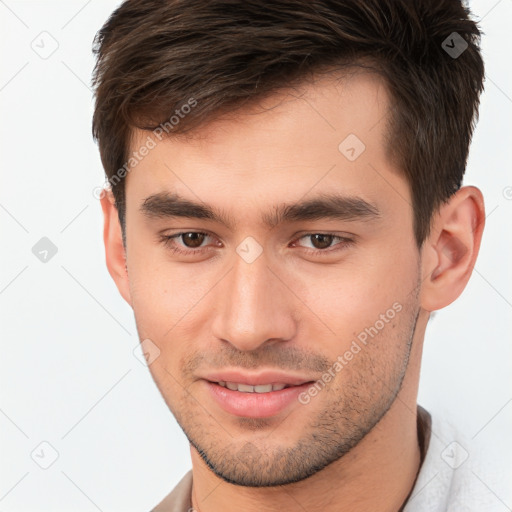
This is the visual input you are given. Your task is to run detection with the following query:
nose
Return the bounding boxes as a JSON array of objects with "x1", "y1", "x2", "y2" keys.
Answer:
[{"x1": 211, "y1": 247, "x2": 297, "y2": 352}]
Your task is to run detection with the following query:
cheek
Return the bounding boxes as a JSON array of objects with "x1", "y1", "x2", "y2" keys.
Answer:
[
  {"x1": 126, "y1": 229, "x2": 208, "y2": 335},
  {"x1": 129, "y1": 268, "x2": 201, "y2": 340},
  {"x1": 128, "y1": 264, "x2": 201, "y2": 395},
  {"x1": 290, "y1": 252, "x2": 419, "y2": 346}
]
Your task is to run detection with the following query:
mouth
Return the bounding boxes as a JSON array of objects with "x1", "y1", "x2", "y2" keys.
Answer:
[
  {"x1": 201, "y1": 371, "x2": 316, "y2": 418},
  {"x1": 215, "y1": 381, "x2": 291, "y2": 393}
]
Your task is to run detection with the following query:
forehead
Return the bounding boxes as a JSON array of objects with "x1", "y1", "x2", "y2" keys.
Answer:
[
  {"x1": 132, "y1": 68, "x2": 390, "y2": 148},
  {"x1": 124, "y1": 69, "x2": 406, "y2": 225}
]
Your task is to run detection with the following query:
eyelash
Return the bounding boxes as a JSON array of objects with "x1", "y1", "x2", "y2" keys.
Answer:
[{"x1": 159, "y1": 231, "x2": 354, "y2": 257}]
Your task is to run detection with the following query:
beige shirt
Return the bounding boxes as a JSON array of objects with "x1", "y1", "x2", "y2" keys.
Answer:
[{"x1": 151, "y1": 405, "x2": 432, "y2": 512}]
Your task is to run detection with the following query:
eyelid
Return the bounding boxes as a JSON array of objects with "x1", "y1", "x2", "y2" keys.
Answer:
[
  {"x1": 160, "y1": 230, "x2": 218, "y2": 253},
  {"x1": 291, "y1": 233, "x2": 355, "y2": 253},
  {"x1": 172, "y1": 231, "x2": 215, "y2": 246}
]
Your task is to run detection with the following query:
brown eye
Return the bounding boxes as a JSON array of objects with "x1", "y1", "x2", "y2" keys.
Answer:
[
  {"x1": 309, "y1": 234, "x2": 335, "y2": 250},
  {"x1": 293, "y1": 233, "x2": 354, "y2": 256},
  {"x1": 180, "y1": 232, "x2": 207, "y2": 248},
  {"x1": 160, "y1": 231, "x2": 214, "y2": 255}
]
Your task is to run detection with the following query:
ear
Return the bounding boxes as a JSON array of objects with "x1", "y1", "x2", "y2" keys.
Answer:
[
  {"x1": 100, "y1": 188, "x2": 132, "y2": 306},
  {"x1": 420, "y1": 186, "x2": 485, "y2": 312}
]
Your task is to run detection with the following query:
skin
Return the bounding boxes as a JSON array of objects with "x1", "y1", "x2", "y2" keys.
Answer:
[{"x1": 101, "y1": 69, "x2": 485, "y2": 512}]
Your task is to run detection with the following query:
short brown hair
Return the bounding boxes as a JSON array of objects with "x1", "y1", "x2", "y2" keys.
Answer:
[{"x1": 92, "y1": 0, "x2": 485, "y2": 246}]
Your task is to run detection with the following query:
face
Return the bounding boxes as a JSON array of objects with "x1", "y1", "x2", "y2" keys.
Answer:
[{"x1": 121, "y1": 70, "x2": 423, "y2": 486}]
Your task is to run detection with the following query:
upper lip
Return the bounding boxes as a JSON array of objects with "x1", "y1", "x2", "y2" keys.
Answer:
[{"x1": 201, "y1": 370, "x2": 315, "y2": 386}]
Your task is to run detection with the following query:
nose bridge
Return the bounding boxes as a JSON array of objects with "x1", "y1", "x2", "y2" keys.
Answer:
[{"x1": 212, "y1": 246, "x2": 295, "y2": 351}]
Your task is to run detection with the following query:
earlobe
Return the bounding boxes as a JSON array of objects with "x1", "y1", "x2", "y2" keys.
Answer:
[
  {"x1": 100, "y1": 189, "x2": 132, "y2": 306},
  {"x1": 420, "y1": 186, "x2": 485, "y2": 312}
]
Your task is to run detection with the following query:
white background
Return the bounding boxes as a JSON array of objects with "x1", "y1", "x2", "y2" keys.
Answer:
[{"x1": 1, "y1": 1, "x2": 511, "y2": 510}]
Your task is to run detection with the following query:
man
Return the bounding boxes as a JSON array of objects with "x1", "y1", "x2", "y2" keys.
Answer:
[{"x1": 92, "y1": 0, "x2": 490, "y2": 510}]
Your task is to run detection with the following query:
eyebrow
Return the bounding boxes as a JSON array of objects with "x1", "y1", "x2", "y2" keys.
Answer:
[{"x1": 140, "y1": 192, "x2": 381, "y2": 230}]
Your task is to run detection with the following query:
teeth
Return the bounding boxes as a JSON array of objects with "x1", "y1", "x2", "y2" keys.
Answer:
[
  {"x1": 254, "y1": 384, "x2": 272, "y2": 393},
  {"x1": 217, "y1": 382, "x2": 289, "y2": 393},
  {"x1": 238, "y1": 383, "x2": 255, "y2": 392}
]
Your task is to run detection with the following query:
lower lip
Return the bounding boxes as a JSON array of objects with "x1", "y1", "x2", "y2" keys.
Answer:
[{"x1": 205, "y1": 380, "x2": 314, "y2": 418}]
